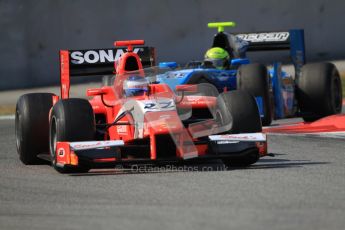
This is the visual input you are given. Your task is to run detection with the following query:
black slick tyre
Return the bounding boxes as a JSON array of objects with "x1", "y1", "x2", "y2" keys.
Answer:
[
  {"x1": 237, "y1": 63, "x2": 272, "y2": 126},
  {"x1": 296, "y1": 62, "x2": 342, "y2": 122},
  {"x1": 215, "y1": 90, "x2": 262, "y2": 167},
  {"x1": 15, "y1": 93, "x2": 54, "y2": 164},
  {"x1": 49, "y1": 98, "x2": 95, "y2": 173},
  {"x1": 216, "y1": 90, "x2": 262, "y2": 134}
]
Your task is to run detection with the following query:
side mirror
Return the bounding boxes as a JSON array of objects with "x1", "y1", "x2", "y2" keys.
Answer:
[
  {"x1": 86, "y1": 88, "x2": 108, "y2": 97},
  {"x1": 159, "y1": 62, "x2": 178, "y2": 69},
  {"x1": 175, "y1": 84, "x2": 198, "y2": 93},
  {"x1": 230, "y1": 58, "x2": 250, "y2": 66}
]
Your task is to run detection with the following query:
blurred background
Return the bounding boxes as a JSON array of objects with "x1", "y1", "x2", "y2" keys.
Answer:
[{"x1": 1, "y1": 0, "x2": 345, "y2": 90}]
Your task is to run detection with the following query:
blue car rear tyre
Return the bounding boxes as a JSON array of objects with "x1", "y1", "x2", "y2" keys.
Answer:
[{"x1": 237, "y1": 63, "x2": 272, "y2": 126}]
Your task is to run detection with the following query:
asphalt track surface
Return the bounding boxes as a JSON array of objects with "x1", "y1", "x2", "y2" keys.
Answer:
[{"x1": 0, "y1": 118, "x2": 344, "y2": 230}]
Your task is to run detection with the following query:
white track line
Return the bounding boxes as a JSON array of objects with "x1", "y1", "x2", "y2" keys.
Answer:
[
  {"x1": 267, "y1": 131, "x2": 345, "y2": 139},
  {"x1": 0, "y1": 115, "x2": 15, "y2": 120}
]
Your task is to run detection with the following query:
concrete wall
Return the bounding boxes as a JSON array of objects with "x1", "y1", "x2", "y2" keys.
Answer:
[{"x1": 1, "y1": 0, "x2": 345, "y2": 89}]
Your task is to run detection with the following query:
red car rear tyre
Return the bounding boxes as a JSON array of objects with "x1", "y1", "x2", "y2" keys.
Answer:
[{"x1": 15, "y1": 93, "x2": 54, "y2": 165}]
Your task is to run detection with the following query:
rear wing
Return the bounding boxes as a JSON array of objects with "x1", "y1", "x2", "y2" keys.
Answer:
[
  {"x1": 62, "y1": 47, "x2": 155, "y2": 76},
  {"x1": 207, "y1": 22, "x2": 306, "y2": 78},
  {"x1": 59, "y1": 46, "x2": 156, "y2": 98},
  {"x1": 235, "y1": 29, "x2": 306, "y2": 77}
]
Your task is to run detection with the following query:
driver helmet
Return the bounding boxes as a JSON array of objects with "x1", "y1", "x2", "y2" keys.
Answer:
[
  {"x1": 204, "y1": 47, "x2": 230, "y2": 69},
  {"x1": 123, "y1": 76, "x2": 149, "y2": 97}
]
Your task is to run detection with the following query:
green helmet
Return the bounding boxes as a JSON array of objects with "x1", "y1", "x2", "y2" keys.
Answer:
[{"x1": 204, "y1": 47, "x2": 229, "y2": 69}]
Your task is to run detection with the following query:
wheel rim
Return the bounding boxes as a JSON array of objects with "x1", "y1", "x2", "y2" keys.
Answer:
[
  {"x1": 49, "y1": 117, "x2": 57, "y2": 163},
  {"x1": 15, "y1": 109, "x2": 22, "y2": 153},
  {"x1": 215, "y1": 109, "x2": 232, "y2": 133},
  {"x1": 215, "y1": 110, "x2": 223, "y2": 124},
  {"x1": 332, "y1": 76, "x2": 342, "y2": 112}
]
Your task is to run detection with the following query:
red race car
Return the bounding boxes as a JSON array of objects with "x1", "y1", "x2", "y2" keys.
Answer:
[{"x1": 15, "y1": 40, "x2": 267, "y2": 173}]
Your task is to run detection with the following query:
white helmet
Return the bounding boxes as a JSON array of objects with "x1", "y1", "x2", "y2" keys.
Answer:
[{"x1": 123, "y1": 76, "x2": 149, "y2": 97}]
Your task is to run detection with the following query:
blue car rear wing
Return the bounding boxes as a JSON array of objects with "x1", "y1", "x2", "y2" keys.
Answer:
[{"x1": 235, "y1": 30, "x2": 306, "y2": 78}]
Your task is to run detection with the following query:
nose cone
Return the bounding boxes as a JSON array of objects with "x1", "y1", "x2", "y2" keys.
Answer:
[{"x1": 144, "y1": 111, "x2": 184, "y2": 135}]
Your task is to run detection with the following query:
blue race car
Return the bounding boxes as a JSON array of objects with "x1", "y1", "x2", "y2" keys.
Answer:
[{"x1": 157, "y1": 22, "x2": 342, "y2": 126}]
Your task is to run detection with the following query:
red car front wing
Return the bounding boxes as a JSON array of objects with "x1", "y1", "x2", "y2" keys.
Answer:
[{"x1": 55, "y1": 133, "x2": 267, "y2": 169}]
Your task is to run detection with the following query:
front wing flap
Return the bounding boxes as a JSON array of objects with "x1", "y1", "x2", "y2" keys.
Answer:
[
  {"x1": 55, "y1": 140, "x2": 124, "y2": 168},
  {"x1": 208, "y1": 133, "x2": 267, "y2": 156}
]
